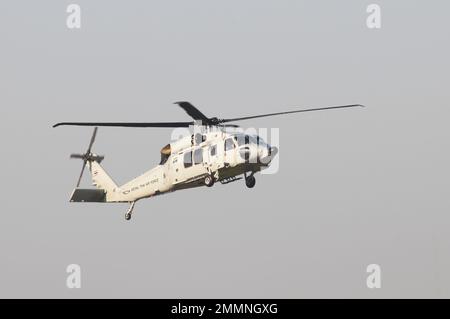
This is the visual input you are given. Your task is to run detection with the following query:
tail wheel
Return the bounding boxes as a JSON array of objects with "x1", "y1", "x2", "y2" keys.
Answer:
[
  {"x1": 245, "y1": 175, "x2": 256, "y2": 188},
  {"x1": 204, "y1": 175, "x2": 215, "y2": 187},
  {"x1": 124, "y1": 202, "x2": 135, "y2": 221}
]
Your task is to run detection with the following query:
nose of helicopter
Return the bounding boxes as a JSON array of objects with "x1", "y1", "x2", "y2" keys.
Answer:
[
  {"x1": 269, "y1": 145, "x2": 278, "y2": 158},
  {"x1": 258, "y1": 144, "x2": 278, "y2": 165}
]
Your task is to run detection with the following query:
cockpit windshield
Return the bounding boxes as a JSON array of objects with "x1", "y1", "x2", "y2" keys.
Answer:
[
  {"x1": 234, "y1": 135, "x2": 248, "y2": 146},
  {"x1": 234, "y1": 134, "x2": 266, "y2": 146},
  {"x1": 257, "y1": 136, "x2": 268, "y2": 147}
]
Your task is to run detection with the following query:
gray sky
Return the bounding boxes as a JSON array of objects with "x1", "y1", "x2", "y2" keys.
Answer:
[{"x1": 0, "y1": 0, "x2": 449, "y2": 298}]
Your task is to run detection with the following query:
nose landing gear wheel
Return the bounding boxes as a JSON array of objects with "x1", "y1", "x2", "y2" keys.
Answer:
[
  {"x1": 204, "y1": 174, "x2": 215, "y2": 187},
  {"x1": 245, "y1": 175, "x2": 256, "y2": 188}
]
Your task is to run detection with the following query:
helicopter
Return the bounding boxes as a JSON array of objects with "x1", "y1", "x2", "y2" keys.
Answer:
[{"x1": 53, "y1": 101, "x2": 363, "y2": 220}]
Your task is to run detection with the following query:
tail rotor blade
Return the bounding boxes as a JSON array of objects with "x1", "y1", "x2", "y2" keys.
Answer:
[
  {"x1": 95, "y1": 155, "x2": 105, "y2": 163},
  {"x1": 71, "y1": 127, "x2": 101, "y2": 187},
  {"x1": 76, "y1": 160, "x2": 87, "y2": 188},
  {"x1": 70, "y1": 154, "x2": 85, "y2": 159},
  {"x1": 86, "y1": 127, "x2": 98, "y2": 154}
]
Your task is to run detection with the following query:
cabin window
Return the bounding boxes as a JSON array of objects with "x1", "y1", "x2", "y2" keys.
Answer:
[
  {"x1": 210, "y1": 144, "x2": 217, "y2": 156},
  {"x1": 193, "y1": 148, "x2": 203, "y2": 165},
  {"x1": 183, "y1": 151, "x2": 192, "y2": 168},
  {"x1": 225, "y1": 138, "x2": 235, "y2": 151}
]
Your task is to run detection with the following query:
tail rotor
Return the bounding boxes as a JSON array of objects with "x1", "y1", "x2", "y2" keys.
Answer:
[{"x1": 70, "y1": 127, "x2": 105, "y2": 187}]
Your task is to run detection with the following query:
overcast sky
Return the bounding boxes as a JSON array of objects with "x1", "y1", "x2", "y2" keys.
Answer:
[{"x1": 0, "y1": 0, "x2": 449, "y2": 298}]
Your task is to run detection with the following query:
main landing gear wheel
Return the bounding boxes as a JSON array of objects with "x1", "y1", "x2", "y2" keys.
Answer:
[
  {"x1": 204, "y1": 174, "x2": 215, "y2": 187},
  {"x1": 245, "y1": 175, "x2": 256, "y2": 188}
]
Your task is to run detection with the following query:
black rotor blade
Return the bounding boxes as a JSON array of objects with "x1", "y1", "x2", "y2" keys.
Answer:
[
  {"x1": 76, "y1": 160, "x2": 87, "y2": 188},
  {"x1": 53, "y1": 122, "x2": 193, "y2": 128},
  {"x1": 94, "y1": 155, "x2": 105, "y2": 163},
  {"x1": 219, "y1": 104, "x2": 364, "y2": 124},
  {"x1": 86, "y1": 127, "x2": 98, "y2": 154},
  {"x1": 174, "y1": 101, "x2": 210, "y2": 122},
  {"x1": 70, "y1": 154, "x2": 85, "y2": 159}
]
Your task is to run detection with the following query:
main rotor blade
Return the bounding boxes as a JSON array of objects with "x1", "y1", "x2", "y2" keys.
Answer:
[
  {"x1": 174, "y1": 101, "x2": 210, "y2": 122},
  {"x1": 86, "y1": 127, "x2": 98, "y2": 154},
  {"x1": 219, "y1": 104, "x2": 364, "y2": 124},
  {"x1": 76, "y1": 160, "x2": 87, "y2": 188},
  {"x1": 53, "y1": 122, "x2": 193, "y2": 128}
]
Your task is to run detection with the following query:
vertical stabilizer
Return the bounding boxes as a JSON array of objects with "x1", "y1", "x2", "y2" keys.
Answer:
[{"x1": 89, "y1": 161, "x2": 119, "y2": 200}]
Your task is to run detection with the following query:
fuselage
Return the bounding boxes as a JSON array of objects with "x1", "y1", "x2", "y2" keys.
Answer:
[{"x1": 110, "y1": 130, "x2": 276, "y2": 202}]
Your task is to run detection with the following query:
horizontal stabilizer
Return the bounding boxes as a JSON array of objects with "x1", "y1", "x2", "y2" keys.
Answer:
[{"x1": 70, "y1": 188, "x2": 106, "y2": 203}]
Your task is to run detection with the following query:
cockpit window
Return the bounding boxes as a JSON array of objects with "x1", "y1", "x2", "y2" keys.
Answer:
[
  {"x1": 234, "y1": 134, "x2": 264, "y2": 146},
  {"x1": 235, "y1": 135, "x2": 250, "y2": 146},
  {"x1": 225, "y1": 138, "x2": 235, "y2": 151}
]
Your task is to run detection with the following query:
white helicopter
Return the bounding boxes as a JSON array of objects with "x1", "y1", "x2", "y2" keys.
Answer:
[{"x1": 53, "y1": 101, "x2": 363, "y2": 220}]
